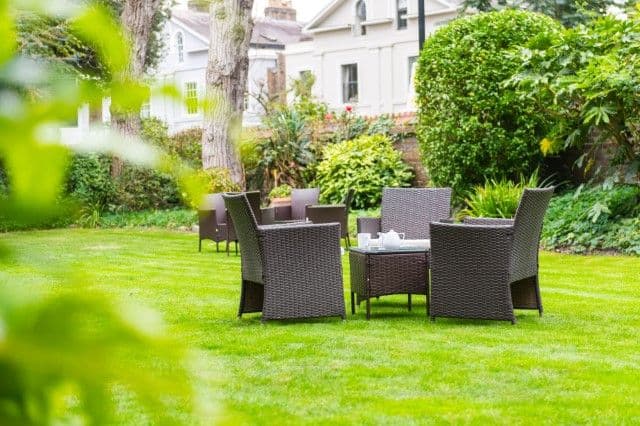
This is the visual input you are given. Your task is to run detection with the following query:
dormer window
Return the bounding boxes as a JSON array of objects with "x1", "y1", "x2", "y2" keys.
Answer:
[
  {"x1": 355, "y1": 0, "x2": 366, "y2": 36},
  {"x1": 397, "y1": 0, "x2": 408, "y2": 30},
  {"x1": 176, "y1": 32, "x2": 184, "y2": 63}
]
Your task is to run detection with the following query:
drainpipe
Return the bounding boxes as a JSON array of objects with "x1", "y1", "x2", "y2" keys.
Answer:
[{"x1": 418, "y1": 0, "x2": 425, "y2": 51}]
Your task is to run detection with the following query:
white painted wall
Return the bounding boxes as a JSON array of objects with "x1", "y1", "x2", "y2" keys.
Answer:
[{"x1": 285, "y1": 0, "x2": 458, "y2": 115}]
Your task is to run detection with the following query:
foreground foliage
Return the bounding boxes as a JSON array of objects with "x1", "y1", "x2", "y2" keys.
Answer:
[
  {"x1": 416, "y1": 10, "x2": 562, "y2": 195},
  {"x1": 2, "y1": 229, "x2": 640, "y2": 423},
  {"x1": 542, "y1": 185, "x2": 640, "y2": 255},
  {"x1": 0, "y1": 0, "x2": 202, "y2": 422}
]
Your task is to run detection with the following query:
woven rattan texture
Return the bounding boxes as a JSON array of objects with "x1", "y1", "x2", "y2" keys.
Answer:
[
  {"x1": 224, "y1": 193, "x2": 345, "y2": 322},
  {"x1": 380, "y1": 188, "x2": 452, "y2": 239},
  {"x1": 429, "y1": 188, "x2": 553, "y2": 323}
]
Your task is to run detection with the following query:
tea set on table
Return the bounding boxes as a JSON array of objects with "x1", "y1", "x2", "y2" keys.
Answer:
[{"x1": 356, "y1": 230, "x2": 431, "y2": 251}]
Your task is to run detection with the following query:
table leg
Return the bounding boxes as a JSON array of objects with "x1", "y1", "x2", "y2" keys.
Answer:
[
  {"x1": 408, "y1": 293, "x2": 412, "y2": 311},
  {"x1": 366, "y1": 297, "x2": 371, "y2": 320},
  {"x1": 351, "y1": 292, "x2": 355, "y2": 315}
]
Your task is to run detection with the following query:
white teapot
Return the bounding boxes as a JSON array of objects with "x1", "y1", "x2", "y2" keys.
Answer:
[{"x1": 379, "y1": 229, "x2": 405, "y2": 250}]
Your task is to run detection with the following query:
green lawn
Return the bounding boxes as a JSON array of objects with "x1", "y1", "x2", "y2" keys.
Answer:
[{"x1": 1, "y1": 228, "x2": 640, "y2": 424}]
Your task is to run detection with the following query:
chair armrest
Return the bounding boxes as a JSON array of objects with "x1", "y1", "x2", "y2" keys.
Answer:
[
  {"x1": 463, "y1": 217, "x2": 515, "y2": 226},
  {"x1": 357, "y1": 217, "x2": 381, "y2": 235}
]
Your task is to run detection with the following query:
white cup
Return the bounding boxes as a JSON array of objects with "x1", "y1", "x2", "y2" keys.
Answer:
[{"x1": 357, "y1": 233, "x2": 371, "y2": 249}]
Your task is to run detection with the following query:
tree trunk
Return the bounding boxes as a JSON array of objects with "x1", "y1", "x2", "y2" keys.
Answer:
[
  {"x1": 202, "y1": 0, "x2": 254, "y2": 187},
  {"x1": 110, "y1": 0, "x2": 161, "y2": 177}
]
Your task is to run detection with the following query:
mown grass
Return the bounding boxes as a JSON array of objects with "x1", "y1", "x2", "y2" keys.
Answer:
[{"x1": 1, "y1": 228, "x2": 639, "y2": 424}]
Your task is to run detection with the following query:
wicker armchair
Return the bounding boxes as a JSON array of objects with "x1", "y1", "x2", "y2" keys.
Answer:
[
  {"x1": 357, "y1": 188, "x2": 452, "y2": 239},
  {"x1": 223, "y1": 193, "x2": 346, "y2": 322},
  {"x1": 429, "y1": 187, "x2": 554, "y2": 323},
  {"x1": 305, "y1": 189, "x2": 355, "y2": 247}
]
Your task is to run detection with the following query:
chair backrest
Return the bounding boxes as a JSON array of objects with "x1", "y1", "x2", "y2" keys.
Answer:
[
  {"x1": 208, "y1": 193, "x2": 227, "y2": 225},
  {"x1": 342, "y1": 188, "x2": 355, "y2": 214},
  {"x1": 291, "y1": 188, "x2": 320, "y2": 220},
  {"x1": 381, "y1": 187, "x2": 452, "y2": 239},
  {"x1": 223, "y1": 193, "x2": 263, "y2": 283},
  {"x1": 509, "y1": 187, "x2": 554, "y2": 282},
  {"x1": 244, "y1": 190, "x2": 262, "y2": 225}
]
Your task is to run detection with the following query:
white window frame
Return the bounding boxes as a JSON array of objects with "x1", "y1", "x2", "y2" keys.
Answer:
[
  {"x1": 341, "y1": 63, "x2": 359, "y2": 104},
  {"x1": 176, "y1": 31, "x2": 184, "y2": 63},
  {"x1": 397, "y1": 0, "x2": 408, "y2": 30},
  {"x1": 184, "y1": 81, "x2": 198, "y2": 115},
  {"x1": 408, "y1": 56, "x2": 418, "y2": 88}
]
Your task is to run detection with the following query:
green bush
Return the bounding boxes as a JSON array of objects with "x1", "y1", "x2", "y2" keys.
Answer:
[
  {"x1": 98, "y1": 208, "x2": 197, "y2": 229},
  {"x1": 416, "y1": 10, "x2": 562, "y2": 196},
  {"x1": 66, "y1": 154, "x2": 116, "y2": 210},
  {"x1": 169, "y1": 126, "x2": 202, "y2": 168},
  {"x1": 542, "y1": 185, "x2": 640, "y2": 255},
  {"x1": 114, "y1": 165, "x2": 181, "y2": 211},
  {"x1": 460, "y1": 172, "x2": 540, "y2": 219},
  {"x1": 268, "y1": 184, "x2": 292, "y2": 199},
  {"x1": 314, "y1": 135, "x2": 414, "y2": 209}
]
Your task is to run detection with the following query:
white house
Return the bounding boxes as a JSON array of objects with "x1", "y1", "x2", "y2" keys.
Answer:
[
  {"x1": 60, "y1": 0, "x2": 309, "y2": 144},
  {"x1": 149, "y1": 0, "x2": 310, "y2": 133},
  {"x1": 285, "y1": 0, "x2": 460, "y2": 115}
]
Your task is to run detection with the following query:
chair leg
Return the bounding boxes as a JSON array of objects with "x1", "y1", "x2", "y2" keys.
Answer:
[
  {"x1": 351, "y1": 292, "x2": 355, "y2": 314},
  {"x1": 216, "y1": 241, "x2": 219, "y2": 253},
  {"x1": 235, "y1": 241, "x2": 238, "y2": 256},
  {"x1": 535, "y1": 275, "x2": 544, "y2": 316},
  {"x1": 345, "y1": 235, "x2": 351, "y2": 248},
  {"x1": 198, "y1": 239, "x2": 202, "y2": 252},
  {"x1": 226, "y1": 241, "x2": 230, "y2": 256},
  {"x1": 366, "y1": 297, "x2": 371, "y2": 320},
  {"x1": 237, "y1": 280, "x2": 246, "y2": 318},
  {"x1": 408, "y1": 294, "x2": 412, "y2": 311}
]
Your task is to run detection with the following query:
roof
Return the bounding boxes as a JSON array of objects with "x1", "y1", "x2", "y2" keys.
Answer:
[
  {"x1": 305, "y1": 0, "x2": 459, "y2": 32},
  {"x1": 171, "y1": 9, "x2": 311, "y2": 49}
]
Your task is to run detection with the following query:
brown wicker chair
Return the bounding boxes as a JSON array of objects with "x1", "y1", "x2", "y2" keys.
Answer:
[
  {"x1": 267, "y1": 188, "x2": 320, "y2": 222},
  {"x1": 199, "y1": 191, "x2": 263, "y2": 255},
  {"x1": 305, "y1": 189, "x2": 355, "y2": 247},
  {"x1": 223, "y1": 193, "x2": 346, "y2": 322},
  {"x1": 429, "y1": 187, "x2": 554, "y2": 324},
  {"x1": 198, "y1": 193, "x2": 233, "y2": 253},
  {"x1": 357, "y1": 187, "x2": 452, "y2": 239}
]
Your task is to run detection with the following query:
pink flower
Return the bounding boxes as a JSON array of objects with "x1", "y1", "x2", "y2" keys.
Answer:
[
  {"x1": 325, "y1": 113, "x2": 334, "y2": 121},
  {"x1": 345, "y1": 105, "x2": 353, "y2": 113}
]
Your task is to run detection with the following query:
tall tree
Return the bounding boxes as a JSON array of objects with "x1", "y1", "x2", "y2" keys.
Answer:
[
  {"x1": 202, "y1": 0, "x2": 254, "y2": 186},
  {"x1": 110, "y1": 0, "x2": 164, "y2": 176}
]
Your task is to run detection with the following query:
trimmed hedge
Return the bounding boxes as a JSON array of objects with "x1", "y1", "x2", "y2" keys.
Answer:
[{"x1": 416, "y1": 10, "x2": 562, "y2": 195}]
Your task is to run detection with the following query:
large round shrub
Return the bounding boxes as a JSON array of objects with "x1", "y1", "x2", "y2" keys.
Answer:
[
  {"x1": 416, "y1": 10, "x2": 562, "y2": 195},
  {"x1": 314, "y1": 134, "x2": 413, "y2": 209}
]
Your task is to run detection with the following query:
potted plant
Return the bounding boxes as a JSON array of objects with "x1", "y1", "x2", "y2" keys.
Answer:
[{"x1": 268, "y1": 184, "x2": 293, "y2": 207}]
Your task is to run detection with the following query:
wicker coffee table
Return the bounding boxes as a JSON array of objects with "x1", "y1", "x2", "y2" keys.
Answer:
[{"x1": 349, "y1": 247, "x2": 430, "y2": 320}]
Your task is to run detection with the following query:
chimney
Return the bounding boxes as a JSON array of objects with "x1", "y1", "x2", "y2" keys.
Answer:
[{"x1": 264, "y1": 0, "x2": 297, "y2": 21}]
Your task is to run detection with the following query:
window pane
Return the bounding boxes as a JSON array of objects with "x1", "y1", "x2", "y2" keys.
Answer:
[
  {"x1": 176, "y1": 32, "x2": 184, "y2": 63},
  {"x1": 185, "y1": 82, "x2": 198, "y2": 114},
  {"x1": 397, "y1": 0, "x2": 408, "y2": 29},
  {"x1": 342, "y1": 64, "x2": 358, "y2": 103}
]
